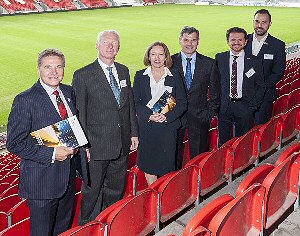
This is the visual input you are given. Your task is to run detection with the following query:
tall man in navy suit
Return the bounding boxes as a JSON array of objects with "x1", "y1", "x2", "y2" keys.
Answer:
[
  {"x1": 73, "y1": 30, "x2": 139, "y2": 225},
  {"x1": 172, "y1": 26, "x2": 220, "y2": 169},
  {"x1": 7, "y1": 49, "x2": 76, "y2": 236},
  {"x1": 216, "y1": 27, "x2": 265, "y2": 146},
  {"x1": 245, "y1": 9, "x2": 286, "y2": 125}
]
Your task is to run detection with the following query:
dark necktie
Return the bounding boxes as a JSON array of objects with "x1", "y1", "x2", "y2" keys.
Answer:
[
  {"x1": 53, "y1": 90, "x2": 68, "y2": 120},
  {"x1": 185, "y1": 58, "x2": 192, "y2": 90},
  {"x1": 231, "y1": 55, "x2": 239, "y2": 98},
  {"x1": 107, "y1": 67, "x2": 120, "y2": 106}
]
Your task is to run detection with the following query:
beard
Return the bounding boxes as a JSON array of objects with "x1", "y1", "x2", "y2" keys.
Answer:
[{"x1": 255, "y1": 27, "x2": 268, "y2": 36}]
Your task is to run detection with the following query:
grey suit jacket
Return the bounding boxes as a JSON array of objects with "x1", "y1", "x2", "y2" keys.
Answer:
[
  {"x1": 72, "y1": 60, "x2": 139, "y2": 161},
  {"x1": 172, "y1": 52, "x2": 220, "y2": 128},
  {"x1": 6, "y1": 81, "x2": 76, "y2": 199}
]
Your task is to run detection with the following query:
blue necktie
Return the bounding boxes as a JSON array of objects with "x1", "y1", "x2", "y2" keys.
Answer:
[
  {"x1": 107, "y1": 67, "x2": 120, "y2": 106},
  {"x1": 185, "y1": 58, "x2": 192, "y2": 90}
]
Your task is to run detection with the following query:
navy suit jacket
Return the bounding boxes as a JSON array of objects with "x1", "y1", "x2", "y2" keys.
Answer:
[
  {"x1": 7, "y1": 81, "x2": 76, "y2": 200},
  {"x1": 245, "y1": 34, "x2": 286, "y2": 101},
  {"x1": 171, "y1": 52, "x2": 220, "y2": 128},
  {"x1": 215, "y1": 51, "x2": 265, "y2": 114}
]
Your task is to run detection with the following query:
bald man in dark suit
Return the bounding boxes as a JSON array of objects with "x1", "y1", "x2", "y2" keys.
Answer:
[{"x1": 73, "y1": 30, "x2": 139, "y2": 225}]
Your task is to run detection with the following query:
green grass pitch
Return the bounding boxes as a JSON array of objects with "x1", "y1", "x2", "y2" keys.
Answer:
[{"x1": 0, "y1": 4, "x2": 300, "y2": 125}]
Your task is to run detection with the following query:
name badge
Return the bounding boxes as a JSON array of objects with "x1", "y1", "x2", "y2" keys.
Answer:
[
  {"x1": 245, "y1": 68, "x2": 256, "y2": 78},
  {"x1": 264, "y1": 54, "x2": 274, "y2": 60},
  {"x1": 120, "y1": 80, "x2": 127, "y2": 88}
]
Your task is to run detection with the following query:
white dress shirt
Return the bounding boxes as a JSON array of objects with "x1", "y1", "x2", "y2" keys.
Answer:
[
  {"x1": 181, "y1": 51, "x2": 197, "y2": 78},
  {"x1": 40, "y1": 78, "x2": 73, "y2": 162},
  {"x1": 252, "y1": 33, "x2": 268, "y2": 56},
  {"x1": 143, "y1": 66, "x2": 173, "y2": 101},
  {"x1": 229, "y1": 50, "x2": 245, "y2": 99},
  {"x1": 98, "y1": 58, "x2": 120, "y2": 88}
]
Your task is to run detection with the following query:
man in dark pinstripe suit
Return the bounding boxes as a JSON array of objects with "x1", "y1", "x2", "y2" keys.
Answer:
[
  {"x1": 7, "y1": 49, "x2": 76, "y2": 236},
  {"x1": 72, "y1": 30, "x2": 139, "y2": 225}
]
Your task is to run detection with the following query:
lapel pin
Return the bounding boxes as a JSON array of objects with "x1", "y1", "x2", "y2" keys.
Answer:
[{"x1": 67, "y1": 98, "x2": 71, "y2": 102}]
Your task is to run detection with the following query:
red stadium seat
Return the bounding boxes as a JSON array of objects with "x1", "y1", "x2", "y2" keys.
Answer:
[
  {"x1": 0, "y1": 183, "x2": 10, "y2": 195},
  {"x1": 290, "y1": 78, "x2": 300, "y2": 92},
  {"x1": 208, "y1": 128, "x2": 218, "y2": 151},
  {"x1": 123, "y1": 169, "x2": 135, "y2": 198},
  {"x1": 0, "y1": 175, "x2": 18, "y2": 185},
  {"x1": 287, "y1": 88, "x2": 300, "y2": 109},
  {"x1": 272, "y1": 94, "x2": 289, "y2": 116},
  {"x1": 277, "y1": 83, "x2": 291, "y2": 97},
  {"x1": 209, "y1": 184, "x2": 265, "y2": 235},
  {"x1": 276, "y1": 142, "x2": 300, "y2": 165},
  {"x1": 0, "y1": 194, "x2": 22, "y2": 214},
  {"x1": 210, "y1": 116, "x2": 218, "y2": 129},
  {"x1": 0, "y1": 184, "x2": 18, "y2": 199},
  {"x1": 150, "y1": 165, "x2": 198, "y2": 229},
  {"x1": 182, "y1": 139, "x2": 191, "y2": 166},
  {"x1": 127, "y1": 149, "x2": 137, "y2": 170},
  {"x1": 183, "y1": 194, "x2": 234, "y2": 236},
  {"x1": 96, "y1": 189, "x2": 158, "y2": 236},
  {"x1": 281, "y1": 105, "x2": 300, "y2": 145},
  {"x1": 59, "y1": 221, "x2": 105, "y2": 236},
  {"x1": 0, "y1": 212, "x2": 8, "y2": 232},
  {"x1": 127, "y1": 165, "x2": 148, "y2": 196},
  {"x1": 75, "y1": 177, "x2": 82, "y2": 194},
  {"x1": 71, "y1": 192, "x2": 82, "y2": 228},
  {"x1": 0, "y1": 217, "x2": 30, "y2": 236},
  {"x1": 258, "y1": 115, "x2": 283, "y2": 157},
  {"x1": 237, "y1": 154, "x2": 300, "y2": 229},
  {"x1": 229, "y1": 128, "x2": 260, "y2": 180},
  {"x1": 7, "y1": 199, "x2": 30, "y2": 227}
]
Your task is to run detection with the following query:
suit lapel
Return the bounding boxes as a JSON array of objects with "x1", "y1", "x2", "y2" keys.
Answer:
[
  {"x1": 92, "y1": 60, "x2": 119, "y2": 109},
  {"x1": 116, "y1": 63, "x2": 126, "y2": 109},
  {"x1": 245, "y1": 34, "x2": 253, "y2": 55},
  {"x1": 35, "y1": 81, "x2": 62, "y2": 121},
  {"x1": 60, "y1": 85, "x2": 76, "y2": 116}
]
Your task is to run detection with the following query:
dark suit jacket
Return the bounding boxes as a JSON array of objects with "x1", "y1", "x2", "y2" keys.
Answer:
[
  {"x1": 72, "y1": 60, "x2": 138, "y2": 161},
  {"x1": 245, "y1": 34, "x2": 286, "y2": 101},
  {"x1": 6, "y1": 81, "x2": 76, "y2": 200},
  {"x1": 133, "y1": 68, "x2": 187, "y2": 128},
  {"x1": 172, "y1": 52, "x2": 220, "y2": 128},
  {"x1": 215, "y1": 51, "x2": 265, "y2": 113}
]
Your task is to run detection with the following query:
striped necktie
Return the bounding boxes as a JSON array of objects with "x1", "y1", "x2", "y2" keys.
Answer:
[{"x1": 53, "y1": 90, "x2": 68, "y2": 120}]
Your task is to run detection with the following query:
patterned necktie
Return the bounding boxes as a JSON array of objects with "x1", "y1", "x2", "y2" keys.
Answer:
[
  {"x1": 231, "y1": 55, "x2": 239, "y2": 98},
  {"x1": 185, "y1": 58, "x2": 192, "y2": 90},
  {"x1": 53, "y1": 90, "x2": 68, "y2": 120},
  {"x1": 107, "y1": 67, "x2": 120, "y2": 106}
]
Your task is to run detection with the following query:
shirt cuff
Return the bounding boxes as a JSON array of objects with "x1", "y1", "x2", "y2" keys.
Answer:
[{"x1": 52, "y1": 148, "x2": 56, "y2": 163}]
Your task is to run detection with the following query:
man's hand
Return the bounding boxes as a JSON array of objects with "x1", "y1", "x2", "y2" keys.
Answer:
[
  {"x1": 55, "y1": 146, "x2": 74, "y2": 161},
  {"x1": 149, "y1": 113, "x2": 166, "y2": 123},
  {"x1": 130, "y1": 137, "x2": 139, "y2": 150},
  {"x1": 85, "y1": 148, "x2": 91, "y2": 162}
]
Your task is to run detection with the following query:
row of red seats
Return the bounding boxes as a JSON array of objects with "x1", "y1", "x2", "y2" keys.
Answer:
[
  {"x1": 182, "y1": 142, "x2": 300, "y2": 236},
  {"x1": 0, "y1": 0, "x2": 38, "y2": 14}
]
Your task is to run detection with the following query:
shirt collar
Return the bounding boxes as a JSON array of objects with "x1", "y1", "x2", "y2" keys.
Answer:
[
  {"x1": 229, "y1": 50, "x2": 245, "y2": 58},
  {"x1": 98, "y1": 58, "x2": 115, "y2": 71},
  {"x1": 39, "y1": 78, "x2": 61, "y2": 96},
  {"x1": 143, "y1": 67, "x2": 173, "y2": 77},
  {"x1": 181, "y1": 51, "x2": 196, "y2": 62},
  {"x1": 253, "y1": 32, "x2": 269, "y2": 43}
]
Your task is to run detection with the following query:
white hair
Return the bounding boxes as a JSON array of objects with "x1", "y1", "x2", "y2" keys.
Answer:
[{"x1": 96, "y1": 30, "x2": 120, "y2": 44}]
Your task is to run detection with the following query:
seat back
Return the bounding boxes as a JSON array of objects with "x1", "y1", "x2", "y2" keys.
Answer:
[
  {"x1": 276, "y1": 142, "x2": 300, "y2": 166},
  {"x1": 157, "y1": 165, "x2": 199, "y2": 223},
  {"x1": 277, "y1": 83, "x2": 291, "y2": 97},
  {"x1": 7, "y1": 199, "x2": 30, "y2": 226},
  {"x1": 0, "y1": 217, "x2": 30, "y2": 236},
  {"x1": 0, "y1": 185, "x2": 18, "y2": 200},
  {"x1": 231, "y1": 128, "x2": 260, "y2": 175},
  {"x1": 71, "y1": 192, "x2": 82, "y2": 228},
  {"x1": 0, "y1": 212, "x2": 8, "y2": 232},
  {"x1": 263, "y1": 154, "x2": 300, "y2": 229},
  {"x1": 58, "y1": 221, "x2": 105, "y2": 236},
  {"x1": 183, "y1": 194, "x2": 233, "y2": 236},
  {"x1": 287, "y1": 88, "x2": 300, "y2": 109},
  {"x1": 199, "y1": 146, "x2": 231, "y2": 196},
  {"x1": 281, "y1": 105, "x2": 300, "y2": 144},
  {"x1": 290, "y1": 78, "x2": 300, "y2": 92},
  {"x1": 105, "y1": 189, "x2": 158, "y2": 236},
  {"x1": 208, "y1": 128, "x2": 218, "y2": 151},
  {"x1": 128, "y1": 149, "x2": 137, "y2": 170},
  {"x1": 0, "y1": 194, "x2": 22, "y2": 214},
  {"x1": 259, "y1": 115, "x2": 283, "y2": 157},
  {"x1": 209, "y1": 185, "x2": 265, "y2": 236},
  {"x1": 272, "y1": 94, "x2": 288, "y2": 116}
]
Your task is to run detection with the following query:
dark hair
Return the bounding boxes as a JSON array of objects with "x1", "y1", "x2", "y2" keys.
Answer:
[
  {"x1": 38, "y1": 48, "x2": 65, "y2": 67},
  {"x1": 179, "y1": 26, "x2": 200, "y2": 39},
  {"x1": 144, "y1": 41, "x2": 173, "y2": 68},
  {"x1": 226, "y1": 27, "x2": 248, "y2": 41},
  {"x1": 254, "y1": 9, "x2": 271, "y2": 22}
]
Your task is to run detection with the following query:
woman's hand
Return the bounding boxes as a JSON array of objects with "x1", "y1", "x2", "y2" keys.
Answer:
[{"x1": 149, "y1": 113, "x2": 166, "y2": 123}]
